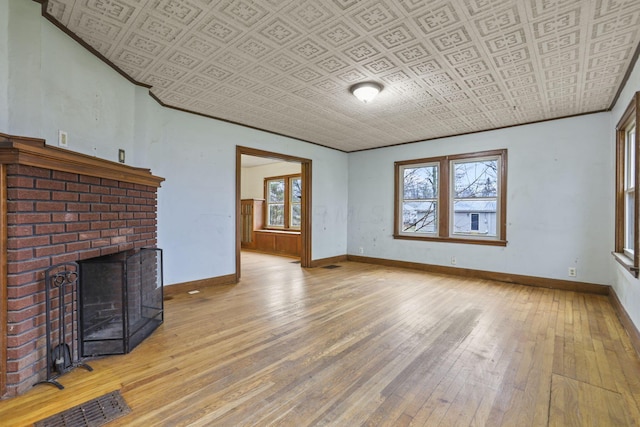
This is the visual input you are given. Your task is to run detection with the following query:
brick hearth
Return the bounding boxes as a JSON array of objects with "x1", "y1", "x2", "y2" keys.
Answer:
[{"x1": 0, "y1": 134, "x2": 164, "y2": 398}]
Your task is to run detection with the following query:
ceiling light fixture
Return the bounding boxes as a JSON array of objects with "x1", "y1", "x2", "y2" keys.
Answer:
[{"x1": 350, "y1": 82, "x2": 383, "y2": 104}]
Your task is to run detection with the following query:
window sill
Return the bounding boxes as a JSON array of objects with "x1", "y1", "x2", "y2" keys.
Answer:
[
  {"x1": 258, "y1": 229, "x2": 301, "y2": 235},
  {"x1": 612, "y1": 251, "x2": 639, "y2": 278},
  {"x1": 394, "y1": 234, "x2": 507, "y2": 247}
]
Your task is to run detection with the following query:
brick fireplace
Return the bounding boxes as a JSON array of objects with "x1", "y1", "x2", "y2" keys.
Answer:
[{"x1": 0, "y1": 133, "x2": 164, "y2": 398}]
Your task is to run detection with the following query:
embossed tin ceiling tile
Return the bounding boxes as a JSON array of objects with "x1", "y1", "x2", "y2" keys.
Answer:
[{"x1": 41, "y1": 0, "x2": 640, "y2": 151}]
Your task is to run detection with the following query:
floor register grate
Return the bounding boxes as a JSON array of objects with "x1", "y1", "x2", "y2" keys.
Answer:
[{"x1": 35, "y1": 390, "x2": 131, "y2": 427}]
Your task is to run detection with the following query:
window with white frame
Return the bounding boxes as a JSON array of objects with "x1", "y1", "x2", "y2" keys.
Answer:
[{"x1": 395, "y1": 149, "x2": 507, "y2": 246}]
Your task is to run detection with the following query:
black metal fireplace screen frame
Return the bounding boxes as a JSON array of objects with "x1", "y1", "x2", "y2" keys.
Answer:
[{"x1": 78, "y1": 247, "x2": 164, "y2": 358}]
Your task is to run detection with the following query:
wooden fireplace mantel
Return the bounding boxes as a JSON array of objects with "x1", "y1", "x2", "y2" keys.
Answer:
[
  {"x1": 0, "y1": 133, "x2": 164, "y2": 187},
  {"x1": 0, "y1": 132, "x2": 164, "y2": 397}
]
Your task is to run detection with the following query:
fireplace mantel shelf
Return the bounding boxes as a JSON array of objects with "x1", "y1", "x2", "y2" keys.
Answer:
[
  {"x1": 1, "y1": 132, "x2": 164, "y2": 397},
  {"x1": 0, "y1": 133, "x2": 164, "y2": 187}
]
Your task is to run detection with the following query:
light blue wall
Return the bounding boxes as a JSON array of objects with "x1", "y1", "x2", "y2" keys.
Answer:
[
  {"x1": 3, "y1": 1, "x2": 349, "y2": 285},
  {"x1": 7, "y1": 0, "x2": 42, "y2": 138},
  {"x1": 39, "y1": 23, "x2": 137, "y2": 161},
  {"x1": 137, "y1": 100, "x2": 348, "y2": 284},
  {"x1": 0, "y1": 0, "x2": 8, "y2": 132},
  {"x1": 348, "y1": 113, "x2": 613, "y2": 285}
]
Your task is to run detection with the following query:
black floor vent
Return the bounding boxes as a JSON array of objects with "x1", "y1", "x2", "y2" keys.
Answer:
[
  {"x1": 35, "y1": 390, "x2": 131, "y2": 427},
  {"x1": 322, "y1": 264, "x2": 341, "y2": 269}
]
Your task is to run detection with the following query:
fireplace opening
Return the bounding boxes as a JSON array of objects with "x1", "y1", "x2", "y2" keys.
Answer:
[{"x1": 78, "y1": 248, "x2": 164, "y2": 357}]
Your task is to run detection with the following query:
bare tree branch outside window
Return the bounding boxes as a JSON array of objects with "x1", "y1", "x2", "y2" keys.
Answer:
[
  {"x1": 265, "y1": 175, "x2": 302, "y2": 229},
  {"x1": 401, "y1": 165, "x2": 438, "y2": 233},
  {"x1": 290, "y1": 177, "x2": 302, "y2": 228},
  {"x1": 267, "y1": 179, "x2": 285, "y2": 227},
  {"x1": 452, "y1": 159, "x2": 498, "y2": 236},
  {"x1": 396, "y1": 149, "x2": 506, "y2": 243}
]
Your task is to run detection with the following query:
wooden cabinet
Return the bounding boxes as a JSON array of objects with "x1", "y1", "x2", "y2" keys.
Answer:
[
  {"x1": 241, "y1": 198, "x2": 301, "y2": 257},
  {"x1": 241, "y1": 199, "x2": 264, "y2": 249},
  {"x1": 254, "y1": 230, "x2": 301, "y2": 257}
]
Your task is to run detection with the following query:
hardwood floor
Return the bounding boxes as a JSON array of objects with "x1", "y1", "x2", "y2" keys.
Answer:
[{"x1": 2, "y1": 252, "x2": 640, "y2": 426}]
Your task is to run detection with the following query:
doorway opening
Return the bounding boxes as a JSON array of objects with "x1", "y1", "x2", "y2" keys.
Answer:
[{"x1": 236, "y1": 146, "x2": 312, "y2": 280}]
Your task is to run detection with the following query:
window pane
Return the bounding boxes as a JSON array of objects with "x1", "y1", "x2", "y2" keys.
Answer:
[
  {"x1": 268, "y1": 204, "x2": 284, "y2": 227},
  {"x1": 452, "y1": 158, "x2": 498, "y2": 238},
  {"x1": 268, "y1": 180, "x2": 285, "y2": 203},
  {"x1": 452, "y1": 201, "x2": 496, "y2": 236},
  {"x1": 402, "y1": 201, "x2": 437, "y2": 233},
  {"x1": 628, "y1": 125, "x2": 636, "y2": 188},
  {"x1": 626, "y1": 191, "x2": 635, "y2": 253},
  {"x1": 453, "y1": 160, "x2": 497, "y2": 198},
  {"x1": 403, "y1": 165, "x2": 438, "y2": 200},
  {"x1": 291, "y1": 203, "x2": 301, "y2": 227},
  {"x1": 290, "y1": 178, "x2": 302, "y2": 202},
  {"x1": 624, "y1": 124, "x2": 636, "y2": 255}
]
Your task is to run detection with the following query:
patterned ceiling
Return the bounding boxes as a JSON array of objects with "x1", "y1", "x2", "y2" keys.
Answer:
[{"x1": 41, "y1": 0, "x2": 640, "y2": 152}]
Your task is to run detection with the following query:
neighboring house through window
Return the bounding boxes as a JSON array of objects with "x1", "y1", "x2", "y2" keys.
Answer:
[
  {"x1": 265, "y1": 174, "x2": 301, "y2": 230},
  {"x1": 394, "y1": 149, "x2": 507, "y2": 246},
  {"x1": 615, "y1": 91, "x2": 640, "y2": 276}
]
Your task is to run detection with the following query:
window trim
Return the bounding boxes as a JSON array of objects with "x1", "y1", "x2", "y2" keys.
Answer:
[
  {"x1": 394, "y1": 149, "x2": 507, "y2": 246},
  {"x1": 264, "y1": 173, "x2": 301, "y2": 231},
  {"x1": 614, "y1": 91, "x2": 640, "y2": 277}
]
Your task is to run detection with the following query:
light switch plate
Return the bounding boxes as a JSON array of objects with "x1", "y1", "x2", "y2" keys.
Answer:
[{"x1": 58, "y1": 130, "x2": 68, "y2": 147}]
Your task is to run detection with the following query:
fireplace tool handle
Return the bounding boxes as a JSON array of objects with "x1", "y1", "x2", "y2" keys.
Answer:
[{"x1": 36, "y1": 263, "x2": 92, "y2": 390}]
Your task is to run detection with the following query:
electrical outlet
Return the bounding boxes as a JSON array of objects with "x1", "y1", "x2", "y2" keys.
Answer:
[
  {"x1": 451, "y1": 256, "x2": 457, "y2": 265},
  {"x1": 358, "y1": 247, "x2": 364, "y2": 254},
  {"x1": 58, "y1": 130, "x2": 68, "y2": 147},
  {"x1": 568, "y1": 267, "x2": 577, "y2": 277}
]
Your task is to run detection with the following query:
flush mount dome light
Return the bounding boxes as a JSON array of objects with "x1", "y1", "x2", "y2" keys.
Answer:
[{"x1": 350, "y1": 81, "x2": 383, "y2": 103}]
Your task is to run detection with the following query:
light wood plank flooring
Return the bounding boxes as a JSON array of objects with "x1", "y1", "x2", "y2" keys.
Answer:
[{"x1": 2, "y1": 252, "x2": 640, "y2": 426}]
